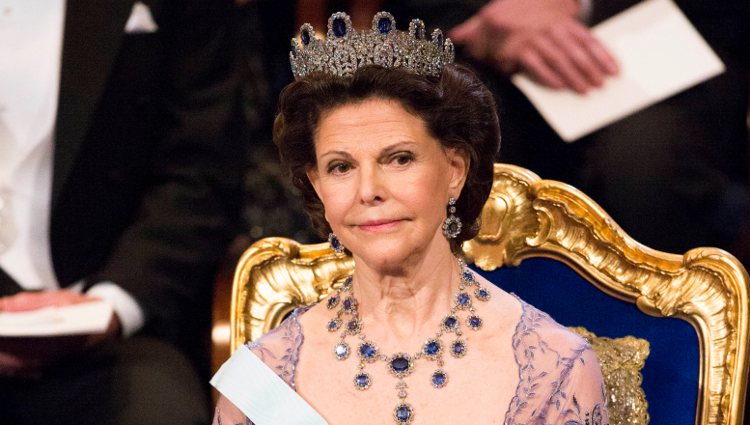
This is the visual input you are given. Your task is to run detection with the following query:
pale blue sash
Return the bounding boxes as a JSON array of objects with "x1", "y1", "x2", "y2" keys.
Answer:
[{"x1": 211, "y1": 346, "x2": 329, "y2": 425}]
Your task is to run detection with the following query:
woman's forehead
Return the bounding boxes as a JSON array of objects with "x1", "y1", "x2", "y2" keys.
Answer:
[{"x1": 315, "y1": 99, "x2": 431, "y2": 148}]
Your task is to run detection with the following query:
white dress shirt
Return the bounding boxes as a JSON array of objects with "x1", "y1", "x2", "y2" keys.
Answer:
[{"x1": 0, "y1": 0, "x2": 144, "y2": 336}]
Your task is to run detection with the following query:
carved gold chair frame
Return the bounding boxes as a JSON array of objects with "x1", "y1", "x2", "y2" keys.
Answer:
[{"x1": 227, "y1": 163, "x2": 749, "y2": 425}]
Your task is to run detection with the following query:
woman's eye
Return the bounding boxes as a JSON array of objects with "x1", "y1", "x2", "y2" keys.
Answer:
[
  {"x1": 327, "y1": 162, "x2": 351, "y2": 174},
  {"x1": 392, "y1": 153, "x2": 414, "y2": 166}
]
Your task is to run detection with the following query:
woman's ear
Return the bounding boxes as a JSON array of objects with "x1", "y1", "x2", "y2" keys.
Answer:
[{"x1": 446, "y1": 148, "x2": 470, "y2": 195}]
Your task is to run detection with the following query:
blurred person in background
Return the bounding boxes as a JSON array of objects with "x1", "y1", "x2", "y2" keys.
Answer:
[{"x1": 0, "y1": 0, "x2": 244, "y2": 423}]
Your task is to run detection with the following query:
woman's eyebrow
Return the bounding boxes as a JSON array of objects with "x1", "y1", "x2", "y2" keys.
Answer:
[
  {"x1": 379, "y1": 141, "x2": 419, "y2": 156},
  {"x1": 317, "y1": 150, "x2": 353, "y2": 161}
]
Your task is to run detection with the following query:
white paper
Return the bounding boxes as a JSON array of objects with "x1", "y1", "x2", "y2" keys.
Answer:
[
  {"x1": 0, "y1": 300, "x2": 113, "y2": 337},
  {"x1": 511, "y1": 0, "x2": 725, "y2": 142}
]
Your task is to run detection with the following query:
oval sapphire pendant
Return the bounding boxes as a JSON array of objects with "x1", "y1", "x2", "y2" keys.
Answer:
[
  {"x1": 393, "y1": 403, "x2": 414, "y2": 424},
  {"x1": 388, "y1": 353, "x2": 414, "y2": 378}
]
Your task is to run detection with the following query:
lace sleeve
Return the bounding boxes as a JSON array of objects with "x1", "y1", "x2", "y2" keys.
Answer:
[
  {"x1": 244, "y1": 306, "x2": 307, "y2": 389},
  {"x1": 539, "y1": 346, "x2": 610, "y2": 425},
  {"x1": 210, "y1": 307, "x2": 309, "y2": 425},
  {"x1": 212, "y1": 395, "x2": 253, "y2": 425},
  {"x1": 505, "y1": 300, "x2": 610, "y2": 425}
]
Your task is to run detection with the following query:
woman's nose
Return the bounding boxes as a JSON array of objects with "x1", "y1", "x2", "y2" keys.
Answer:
[{"x1": 357, "y1": 164, "x2": 386, "y2": 205}]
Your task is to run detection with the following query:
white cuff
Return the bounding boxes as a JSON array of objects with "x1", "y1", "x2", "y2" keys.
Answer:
[{"x1": 86, "y1": 282, "x2": 145, "y2": 337}]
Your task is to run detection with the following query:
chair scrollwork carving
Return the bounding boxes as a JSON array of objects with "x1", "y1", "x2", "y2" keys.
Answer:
[{"x1": 463, "y1": 164, "x2": 749, "y2": 425}]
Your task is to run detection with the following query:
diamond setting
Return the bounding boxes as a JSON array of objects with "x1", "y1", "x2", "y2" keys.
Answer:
[
  {"x1": 334, "y1": 342, "x2": 350, "y2": 360},
  {"x1": 467, "y1": 315, "x2": 483, "y2": 331},
  {"x1": 422, "y1": 339, "x2": 442, "y2": 360},
  {"x1": 345, "y1": 318, "x2": 361, "y2": 335},
  {"x1": 450, "y1": 340, "x2": 467, "y2": 358},
  {"x1": 394, "y1": 403, "x2": 414, "y2": 424},
  {"x1": 475, "y1": 287, "x2": 491, "y2": 301},
  {"x1": 290, "y1": 12, "x2": 455, "y2": 80},
  {"x1": 442, "y1": 315, "x2": 459, "y2": 332},
  {"x1": 354, "y1": 372, "x2": 372, "y2": 390},
  {"x1": 326, "y1": 294, "x2": 340, "y2": 309},
  {"x1": 327, "y1": 318, "x2": 341, "y2": 332},
  {"x1": 342, "y1": 297, "x2": 357, "y2": 313},
  {"x1": 431, "y1": 369, "x2": 448, "y2": 388},
  {"x1": 455, "y1": 291, "x2": 471, "y2": 309},
  {"x1": 388, "y1": 354, "x2": 414, "y2": 378},
  {"x1": 358, "y1": 341, "x2": 379, "y2": 362}
]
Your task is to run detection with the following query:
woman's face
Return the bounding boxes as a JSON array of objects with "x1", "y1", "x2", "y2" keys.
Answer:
[{"x1": 307, "y1": 98, "x2": 468, "y2": 269}]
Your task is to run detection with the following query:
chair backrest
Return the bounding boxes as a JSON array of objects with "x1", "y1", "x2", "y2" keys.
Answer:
[{"x1": 228, "y1": 163, "x2": 749, "y2": 425}]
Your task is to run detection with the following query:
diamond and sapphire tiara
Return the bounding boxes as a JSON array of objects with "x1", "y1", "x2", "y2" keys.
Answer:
[{"x1": 290, "y1": 11, "x2": 455, "y2": 80}]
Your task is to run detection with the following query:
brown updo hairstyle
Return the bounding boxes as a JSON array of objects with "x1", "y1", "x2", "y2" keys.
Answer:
[{"x1": 273, "y1": 63, "x2": 501, "y2": 253}]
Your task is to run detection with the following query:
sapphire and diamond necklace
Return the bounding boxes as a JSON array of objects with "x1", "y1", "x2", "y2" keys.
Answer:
[{"x1": 326, "y1": 259, "x2": 491, "y2": 424}]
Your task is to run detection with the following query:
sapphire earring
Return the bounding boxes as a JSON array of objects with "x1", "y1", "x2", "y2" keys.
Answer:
[
  {"x1": 442, "y1": 197, "x2": 462, "y2": 239},
  {"x1": 328, "y1": 232, "x2": 345, "y2": 253}
]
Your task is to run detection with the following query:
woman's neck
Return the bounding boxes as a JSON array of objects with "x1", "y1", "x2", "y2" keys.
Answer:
[{"x1": 350, "y1": 247, "x2": 460, "y2": 351}]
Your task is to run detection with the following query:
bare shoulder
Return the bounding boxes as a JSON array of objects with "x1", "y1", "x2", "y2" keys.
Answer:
[
  {"x1": 295, "y1": 299, "x2": 332, "y2": 339},
  {"x1": 472, "y1": 271, "x2": 524, "y2": 333}
]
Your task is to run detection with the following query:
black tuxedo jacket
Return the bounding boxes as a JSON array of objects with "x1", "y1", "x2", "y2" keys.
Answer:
[{"x1": 0, "y1": 0, "x2": 243, "y2": 362}]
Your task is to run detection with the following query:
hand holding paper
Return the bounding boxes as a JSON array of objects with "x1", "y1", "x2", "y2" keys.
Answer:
[
  {"x1": 450, "y1": 0, "x2": 619, "y2": 93},
  {"x1": 510, "y1": 0, "x2": 725, "y2": 141},
  {"x1": 0, "y1": 291, "x2": 118, "y2": 378}
]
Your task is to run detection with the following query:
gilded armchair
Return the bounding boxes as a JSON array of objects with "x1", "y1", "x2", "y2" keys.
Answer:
[{"x1": 221, "y1": 163, "x2": 749, "y2": 425}]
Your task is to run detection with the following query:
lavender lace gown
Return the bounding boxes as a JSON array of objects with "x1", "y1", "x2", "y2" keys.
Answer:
[{"x1": 213, "y1": 297, "x2": 610, "y2": 425}]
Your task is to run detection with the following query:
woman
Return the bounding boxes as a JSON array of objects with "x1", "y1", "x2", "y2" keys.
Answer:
[{"x1": 212, "y1": 12, "x2": 609, "y2": 425}]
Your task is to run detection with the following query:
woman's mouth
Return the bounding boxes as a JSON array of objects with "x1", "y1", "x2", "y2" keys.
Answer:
[{"x1": 357, "y1": 219, "x2": 402, "y2": 232}]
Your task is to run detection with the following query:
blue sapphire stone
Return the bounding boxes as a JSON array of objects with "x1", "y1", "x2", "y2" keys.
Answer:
[
  {"x1": 327, "y1": 295, "x2": 339, "y2": 309},
  {"x1": 343, "y1": 298, "x2": 353, "y2": 310},
  {"x1": 378, "y1": 17, "x2": 392, "y2": 34},
  {"x1": 424, "y1": 340, "x2": 440, "y2": 356},
  {"x1": 415, "y1": 24, "x2": 426, "y2": 40},
  {"x1": 395, "y1": 405, "x2": 412, "y2": 423},
  {"x1": 443, "y1": 316, "x2": 458, "y2": 329},
  {"x1": 346, "y1": 319, "x2": 359, "y2": 333},
  {"x1": 301, "y1": 29, "x2": 311, "y2": 46},
  {"x1": 476, "y1": 287, "x2": 490, "y2": 301},
  {"x1": 456, "y1": 292, "x2": 471, "y2": 306},
  {"x1": 468, "y1": 316, "x2": 482, "y2": 330},
  {"x1": 327, "y1": 319, "x2": 340, "y2": 331},
  {"x1": 435, "y1": 33, "x2": 444, "y2": 46},
  {"x1": 332, "y1": 17, "x2": 347, "y2": 37},
  {"x1": 391, "y1": 356, "x2": 410, "y2": 373},
  {"x1": 462, "y1": 269, "x2": 474, "y2": 283},
  {"x1": 452, "y1": 341, "x2": 466, "y2": 356},
  {"x1": 359, "y1": 343, "x2": 377, "y2": 359},
  {"x1": 355, "y1": 372, "x2": 370, "y2": 389},
  {"x1": 432, "y1": 371, "x2": 447, "y2": 387}
]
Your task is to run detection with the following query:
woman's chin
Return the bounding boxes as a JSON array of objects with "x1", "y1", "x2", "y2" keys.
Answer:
[{"x1": 350, "y1": 241, "x2": 415, "y2": 269}]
